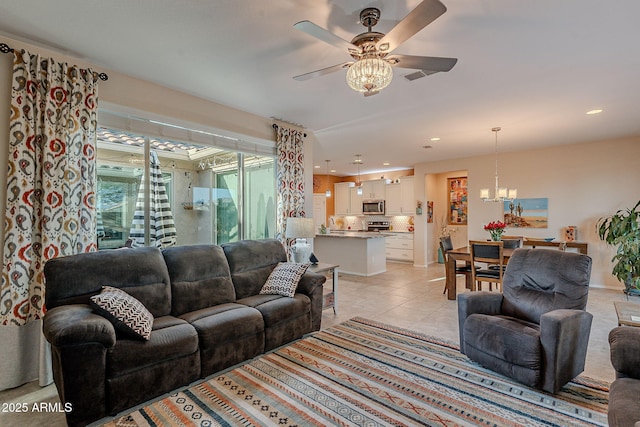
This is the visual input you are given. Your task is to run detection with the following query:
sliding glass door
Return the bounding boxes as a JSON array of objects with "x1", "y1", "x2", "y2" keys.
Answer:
[{"x1": 96, "y1": 127, "x2": 275, "y2": 249}]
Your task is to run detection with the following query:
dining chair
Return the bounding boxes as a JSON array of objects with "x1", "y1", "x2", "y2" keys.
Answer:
[
  {"x1": 440, "y1": 236, "x2": 476, "y2": 294},
  {"x1": 488, "y1": 236, "x2": 522, "y2": 271},
  {"x1": 469, "y1": 240, "x2": 504, "y2": 291},
  {"x1": 501, "y1": 236, "x2": 523, "y2": 249}
]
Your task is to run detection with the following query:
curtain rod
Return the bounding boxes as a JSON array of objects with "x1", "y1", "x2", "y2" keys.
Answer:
[
  {"x1": 0, "y1": 42, "x2": 108, "y2": 81},
  {"x1": 272, "y1": 123, "x2": 307, "y2": 138}
]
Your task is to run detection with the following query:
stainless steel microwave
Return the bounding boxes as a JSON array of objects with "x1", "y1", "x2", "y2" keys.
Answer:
[{"x1": 363, "y1": 200, "x2": 385, "y2": 215}]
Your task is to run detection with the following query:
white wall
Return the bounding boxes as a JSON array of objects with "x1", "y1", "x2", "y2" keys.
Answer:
[{"x1": 414, "y1": 136, "x2": 640, "y2": 289}]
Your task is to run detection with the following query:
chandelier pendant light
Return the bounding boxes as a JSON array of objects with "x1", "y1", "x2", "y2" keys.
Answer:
[
  {"x1": 325, "y1": 160, "x2": 332, "y2": 197},
  {"x1": 345, "y1": 7, "x2": 393, "y2": 95},
  {"x1": 480, "y1": 127, "x2": 517, "y2": 203},
  {"x1": 346, "y1": 58, "x2": 393, "y2": 94}
]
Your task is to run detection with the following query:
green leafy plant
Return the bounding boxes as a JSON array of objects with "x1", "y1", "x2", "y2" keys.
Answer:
[{"x1": 597, "y1": 201, "x2": 640, "y2": 294}]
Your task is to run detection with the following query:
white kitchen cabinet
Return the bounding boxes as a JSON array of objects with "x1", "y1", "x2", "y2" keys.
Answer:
[
  {"x1": 385, "y1": 232, "x2": 414, "y2": 262},
  {"x1": 349, "y1": 187, "x2": 363, "y2": 215},
  {"x1": 334, "y1": 182, "x2": 354, "y2": 215},
  {"x1": 361, "y1": 179, "x2": 388, "y2": 200},
  {"x1": 385, "y1": 177, "x2": 414, "y2": 215},
  {"x1": 400, "y1": 176, "x2": 414, "y2": 214},
  {"x1": 385, "y1": 183, "x2": 402, "y2": 215}
]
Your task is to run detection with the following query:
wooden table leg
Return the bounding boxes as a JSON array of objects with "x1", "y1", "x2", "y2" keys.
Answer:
[{"x1": 446, "y1": 256, "x2": 457, "y2": 300}]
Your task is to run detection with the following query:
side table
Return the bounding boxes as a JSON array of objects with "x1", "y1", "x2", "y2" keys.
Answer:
[
  {"x1": 308, "y1": 263, "x2": 339, "y2": 314},
  {"x1": 614, "y1": 300, "x2": 640, "y2": 327}
]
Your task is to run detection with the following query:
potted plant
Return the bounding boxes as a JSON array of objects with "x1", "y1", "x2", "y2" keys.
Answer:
[{"x1": 597, "y1": 201, "x2": 640, "y2": 295}]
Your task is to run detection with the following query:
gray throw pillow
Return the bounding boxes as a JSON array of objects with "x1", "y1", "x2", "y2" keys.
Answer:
[
  {"x1": 90, "y1": 286, "x2": 154, "y2": 340},
  {"x1": 260, "y1": 262, "x2": 310, "y2": 298}
]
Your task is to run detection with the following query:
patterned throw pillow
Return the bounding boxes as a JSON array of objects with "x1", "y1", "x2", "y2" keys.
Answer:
[
  {"x1": 90, "y1": 286, "x2": 154, "y2": 341},
  {"x1": 260, "y1": 262, "x2": 310, "y2": 298}
]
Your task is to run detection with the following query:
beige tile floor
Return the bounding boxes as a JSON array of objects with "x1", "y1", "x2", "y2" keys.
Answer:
[{"x1": 0, "y1": 261, "x2": 631, "y2": 426}]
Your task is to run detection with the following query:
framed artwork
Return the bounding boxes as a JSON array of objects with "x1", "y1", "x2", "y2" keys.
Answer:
[
  {"x1": 503, "y1": 198, "x2": 548, "y2": 228},
  {"x1": 447, "y1": 177, "x2": 468, "y2": 225},
  {"x1": 427, "y1": 201, "x2": 434, "y2": 223}
]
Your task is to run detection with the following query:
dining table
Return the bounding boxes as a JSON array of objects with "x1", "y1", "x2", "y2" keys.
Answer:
[{"x1": 444, "y1": 246, "x2": 517, "y2": 300}]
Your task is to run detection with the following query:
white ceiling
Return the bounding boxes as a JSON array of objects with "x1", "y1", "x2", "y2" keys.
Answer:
[{"x1": 2, "y1": 0, "x2": 639, "y2": 176}]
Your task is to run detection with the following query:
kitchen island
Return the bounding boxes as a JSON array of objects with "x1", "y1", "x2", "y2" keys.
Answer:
[{"x1": 313, "y1": 232, "x2": 386, "y2": 276}]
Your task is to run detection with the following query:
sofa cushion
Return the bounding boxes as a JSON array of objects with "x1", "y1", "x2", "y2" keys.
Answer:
[
  {"x1": 238, "y1": 294, "x2": 311, "y2": 351},
  {"x1": 180, "y1": 303, "x2": 265, "y2": 376},
  {"x1": 260, "y1": 262, "x2": 310, "y2": 297},
  {"x1": 44, "y1": 246, "x2": 172, "y2": 317},
  {"x1": 162, "y1": 245, "x2": 236, "y2": 315},
  {"x1": 463, "y1": 314, "x2": 541, "y2": 388},
  {"x1": 238, "y1": 294, "x2": 310, "y2": 328},
  {"x1": 107, "y1": 316, "x2": 198, "y2": 378},
  {"x1": 90, "y1": 286, "x2": 154, "y2": 340},
  {"x1": 222, "y1": 239, "x2": 288, "y2": 299}
]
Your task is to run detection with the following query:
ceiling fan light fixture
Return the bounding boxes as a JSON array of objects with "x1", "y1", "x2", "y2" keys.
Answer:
[{"x1": 346, "y1": 58, "x2": 393, "y2": 93}]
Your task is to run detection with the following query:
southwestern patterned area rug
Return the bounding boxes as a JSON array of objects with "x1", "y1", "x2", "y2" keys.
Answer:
[{"x1": 106, "y1": 317, "x2": 609, "y2": 427}]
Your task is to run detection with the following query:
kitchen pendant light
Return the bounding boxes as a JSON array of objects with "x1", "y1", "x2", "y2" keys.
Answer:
[
  {"x1": 324, "y1": 160, "x2": 331, "y2": 197},
  {"x1": 354, "y1": 154, "x2": 363, "y2": 195},
  {"x1": 480, "y1": 127, "x2": 517, "y2": 203}
]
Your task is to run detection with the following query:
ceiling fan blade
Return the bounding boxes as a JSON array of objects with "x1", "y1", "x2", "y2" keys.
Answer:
[
  {"x1": 376, "y1": 0, "x2": 447, "y2": 55},
  {"x1": 293, "y1": 62, "x2": 352, "y2": 81},
  {"x1": 388, "y1": 54, "x2": 457, "y2": 72},
  {"x1": 294, "y1": 21, "x2": 361, "y2": 54}
]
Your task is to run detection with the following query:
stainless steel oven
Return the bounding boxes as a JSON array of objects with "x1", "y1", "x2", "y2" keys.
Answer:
[{"x1": 362, "y1": 200, "x2": 385, "y2": 215}]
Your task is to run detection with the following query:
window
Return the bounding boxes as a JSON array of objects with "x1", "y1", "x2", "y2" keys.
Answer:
[{"x1": 96, "y1": 127, "x2": 276, "y2": 248}]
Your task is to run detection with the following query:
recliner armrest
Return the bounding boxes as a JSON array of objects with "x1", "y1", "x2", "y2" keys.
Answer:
[
  {"x1": 458, "y1": 291, "x2": 503, "y2": 317},
  {"x1": 43, "y1": 304, "x2": 116, "y2": 348},
  {"x1": 457, "y1": 291, "x2": 503, "y2": 353},
  {"x1": 540, "y1": 309, "x2": 593, "y2": 393},
  {"x1": 609, "y1": 326, "x2": 640, "y2": 379}
]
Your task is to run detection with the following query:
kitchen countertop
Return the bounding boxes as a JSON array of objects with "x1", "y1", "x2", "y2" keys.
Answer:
[{"x1": 316, "y1": 231, "x2": 386, "y2": 239}]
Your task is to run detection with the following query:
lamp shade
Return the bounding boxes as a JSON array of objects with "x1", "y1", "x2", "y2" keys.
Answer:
[{"x1": 285, "y1": 217, "x2": 315, "y2": 239}]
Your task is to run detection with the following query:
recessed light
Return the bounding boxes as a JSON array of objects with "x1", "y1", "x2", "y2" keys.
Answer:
[
  {"x1": 430, "y1": 137, "x2": 441, "y2": 141},
  {"x1": 586, "y1": 109, "x2": 603, "y2": 115},
  {"x1": 383, "y1": 162, "x2": 390, "y2": 166},
  {"x1": 330, "y1": 169, "x2": 336, "y2": 173},
  {"x1": 314, "y1": 165, "x2": 320, "y2": 169}
]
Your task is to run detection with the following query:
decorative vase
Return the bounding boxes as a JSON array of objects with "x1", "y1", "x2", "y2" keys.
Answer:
[{"x1": 489, "y1": 230, "x2": 504, "y2": 241}]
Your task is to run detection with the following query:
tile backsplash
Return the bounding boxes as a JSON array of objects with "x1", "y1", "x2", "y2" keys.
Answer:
[{"x1": 328, "y1": 215, "x2": 415, "y2": 233}]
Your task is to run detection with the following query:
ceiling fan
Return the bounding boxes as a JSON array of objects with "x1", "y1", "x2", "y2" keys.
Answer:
[{"x1": 293, "y1": 0, "x2": 457, "y2": 96}]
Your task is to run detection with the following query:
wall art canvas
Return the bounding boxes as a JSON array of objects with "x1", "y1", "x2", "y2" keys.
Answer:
[
  {"x1": 504, "y1": 198, "x2": 548, "y2": 228},
  {"x1": 427, "y1": 201, "x2": 434, "y2": 223},
  {"x1": 447, "y1": 177, "x2": 468, "y2": 225}
]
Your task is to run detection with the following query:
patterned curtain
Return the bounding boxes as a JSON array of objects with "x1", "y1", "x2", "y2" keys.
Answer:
[
  {"x1": 275, "y1": 126, "x2": 305, "y2": 244},
  {"x1": 1, "y1": 49, "x2": 99, "y2": 325}
]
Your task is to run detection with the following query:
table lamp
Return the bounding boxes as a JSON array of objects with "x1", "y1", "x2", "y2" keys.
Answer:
[{"x1": 285, "y1": 217, "x2": 315, "y2": 263}]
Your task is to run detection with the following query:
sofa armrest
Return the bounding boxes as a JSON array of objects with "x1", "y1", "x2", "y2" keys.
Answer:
[
  {"x1": 43, "y1": 304, "x2": 116, "y2": 348},
  {"x1": 457, "y1": 291, "x2": 503, "y2": 353},
  {"x1": 540, "y1": 309, "x2": 593, "y2": 393},
  {"x1": 296, "y1": 272, "x2": 326, "y2": 297},
  {"x1": 609, "y1": 326, "x2": 640, "y2": 379},
  {"x1": 296, "y1": 272, "x2": 325, "y2": 331}
]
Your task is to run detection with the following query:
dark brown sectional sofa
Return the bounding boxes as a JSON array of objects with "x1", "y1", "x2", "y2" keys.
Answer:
[{"x1": 42, "y1": 239, "x2": 325, "y2": 426}]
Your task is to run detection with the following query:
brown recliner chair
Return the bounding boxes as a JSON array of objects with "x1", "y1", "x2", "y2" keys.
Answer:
[{"x1": 458, "y1": 249, "x2": 593, "y2": 393}]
